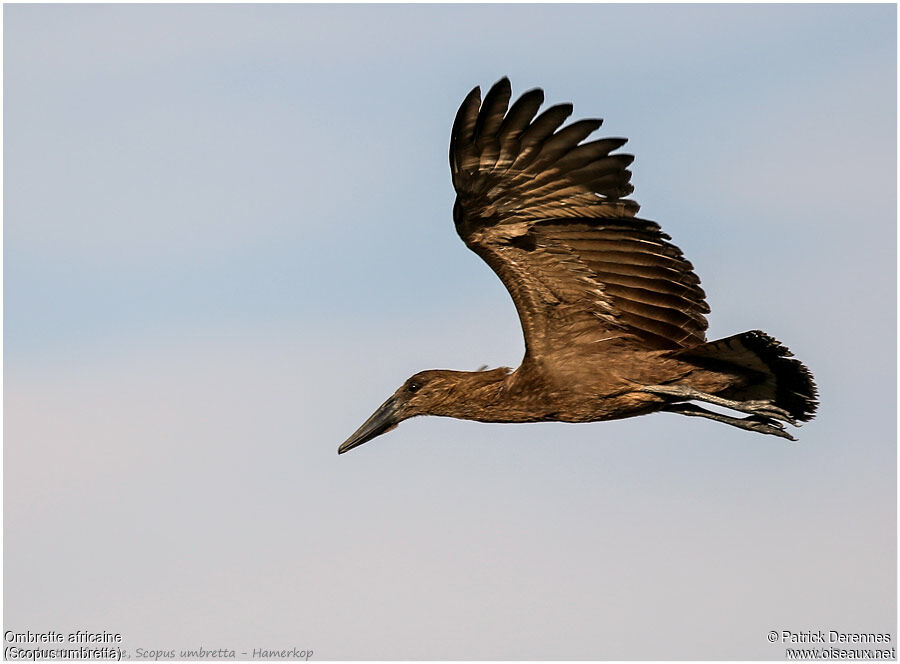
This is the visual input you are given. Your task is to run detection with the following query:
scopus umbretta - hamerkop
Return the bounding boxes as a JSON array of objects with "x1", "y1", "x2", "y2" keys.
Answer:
[{"x1": 339, "y1": 78, "x2": 818, "y2": 454}]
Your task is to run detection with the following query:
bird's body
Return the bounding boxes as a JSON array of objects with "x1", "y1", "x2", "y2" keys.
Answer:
[
  {"x1": 393, "y1": 360, "x2": 676, "y2": 425},
  {"x1": 339, "y1": 78, "x2": 818, "y2": 454}
]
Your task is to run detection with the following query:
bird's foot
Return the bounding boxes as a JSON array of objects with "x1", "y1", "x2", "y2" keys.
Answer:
[
  {"x1": 640, "y1": 384, "x2": 797, "y2": 425},
  {"x1": 662, "y1": 403, "x2": 796, "y2": 441}
]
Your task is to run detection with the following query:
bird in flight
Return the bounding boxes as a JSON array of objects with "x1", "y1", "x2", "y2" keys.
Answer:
[{"x1": 339, "y1": 78, "x2": 817, "y2": 454}]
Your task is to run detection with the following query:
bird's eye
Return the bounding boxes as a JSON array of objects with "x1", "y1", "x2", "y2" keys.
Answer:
[{"x1": 407, "y1": 381, "x2": 421, "y2": 393}]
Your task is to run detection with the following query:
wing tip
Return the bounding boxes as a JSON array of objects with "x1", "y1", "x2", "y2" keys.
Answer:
[
  {"x1": 464, "y1": 84, "x2": 482, "y2": 106},
  {"x1": 492, "y1": 76, "x2": 512, "y2": 94}
]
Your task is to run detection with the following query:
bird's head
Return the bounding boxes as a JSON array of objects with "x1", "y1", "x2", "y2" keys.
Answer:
[{"x1": 337, "y1": 368, "x2": 508, "y2": 454}]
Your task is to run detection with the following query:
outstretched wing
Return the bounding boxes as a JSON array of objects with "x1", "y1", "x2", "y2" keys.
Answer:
[{"x1": 450, "y1": 77, "x2": 710, "y2": 358}]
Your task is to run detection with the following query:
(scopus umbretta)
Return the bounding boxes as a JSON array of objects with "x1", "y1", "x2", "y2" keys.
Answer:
[{"x1": 339, "y1": 78, "x2": 817, "y2": 454}]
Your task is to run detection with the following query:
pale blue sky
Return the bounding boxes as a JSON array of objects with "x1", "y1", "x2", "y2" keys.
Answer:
[{"x1": 5, "y1": 4, "x2": 896, "y2": 659}]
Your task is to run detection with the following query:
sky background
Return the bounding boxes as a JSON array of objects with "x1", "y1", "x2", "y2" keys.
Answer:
[{"x1": 4, "y1": 3, "x2": 896, "y2": 660}]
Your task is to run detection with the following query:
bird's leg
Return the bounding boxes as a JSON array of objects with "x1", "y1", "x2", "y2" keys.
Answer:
[
  {"x1": 661, "y1": 403, "x2": 796, "y2": 441},
  {"x1": 639, "y1": 384, "x2": 796, "y2": 424}
]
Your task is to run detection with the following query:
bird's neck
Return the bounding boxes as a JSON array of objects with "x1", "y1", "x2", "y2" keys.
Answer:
[{"x1": 429, "y1": 367, "x2": 546, "y2": 423}]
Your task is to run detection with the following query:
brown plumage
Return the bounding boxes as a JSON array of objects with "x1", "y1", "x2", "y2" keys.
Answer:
[{"x1": 339, "y1": 78, "x2": 818, "y2": 454}]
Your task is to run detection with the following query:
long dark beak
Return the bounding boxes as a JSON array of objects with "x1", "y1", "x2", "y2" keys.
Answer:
[{"x1": 338, "y1": 396, "x2": 401, "y2": 454}]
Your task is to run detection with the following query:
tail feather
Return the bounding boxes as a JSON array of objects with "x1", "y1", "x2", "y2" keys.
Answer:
[{"x1": 674, "y1": 330, "x2": 818, "y2": 422}]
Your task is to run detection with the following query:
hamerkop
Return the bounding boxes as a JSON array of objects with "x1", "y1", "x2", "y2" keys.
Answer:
[{"x1": 339, "y1": 78, "x2": 818, "y2": 454}]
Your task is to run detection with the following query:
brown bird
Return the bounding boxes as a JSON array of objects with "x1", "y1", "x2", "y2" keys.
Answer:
[{"x1": 339, "y1": 78, "x2": 818, "y2": 454}]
